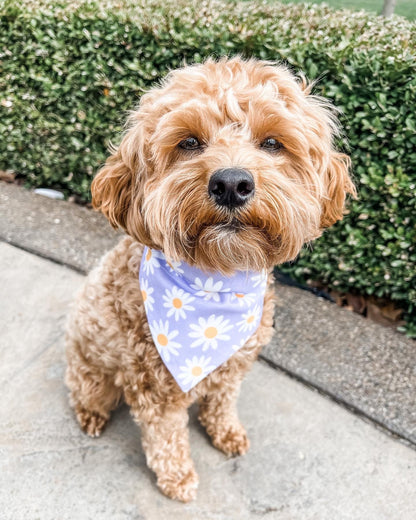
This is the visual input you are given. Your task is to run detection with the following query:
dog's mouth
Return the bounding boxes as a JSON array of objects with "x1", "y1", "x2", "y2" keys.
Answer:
[
  {"x1": 194, "y1": 218, "x2": 243, "y2": 238},
  {"x1": 218, "y1": 217, "x2": 243, "y2": 232},
  {"x1": 190, "y1": 215, "x2": 281, "y2": 274}
]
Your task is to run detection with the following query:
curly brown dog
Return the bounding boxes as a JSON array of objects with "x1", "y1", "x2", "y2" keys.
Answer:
[{"x1": 65, "y1": 57, "x2": 355, "y2": 502}]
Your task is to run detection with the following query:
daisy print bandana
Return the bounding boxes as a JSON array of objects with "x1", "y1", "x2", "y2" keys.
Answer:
[{"x1": 139, "y1": 247, "x2": 268, "y2": 392}]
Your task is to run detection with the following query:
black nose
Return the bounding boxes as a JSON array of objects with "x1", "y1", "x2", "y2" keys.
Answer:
[{"x1": 208, "y1": 168, "x2": 255, "y2": 209}]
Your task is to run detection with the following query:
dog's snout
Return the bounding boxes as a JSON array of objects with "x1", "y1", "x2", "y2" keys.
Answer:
[{"x1": 208, "y1": 168, "x2": 254, "y2": 209}]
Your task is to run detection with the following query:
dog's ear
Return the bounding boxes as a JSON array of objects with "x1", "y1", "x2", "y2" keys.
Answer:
[
  {"x1": 91, "y1": 118, "x2": 149, "y2": 241},
  {"x1": 271, "y1": 69, "x2": 356, "y2": 229},
  {"x1": 320, "y1": 151, "x2": 356, "y2": 228},
  {"x1": 91, "y1": 144, "x2": 133, "y2": 231},
  {"x1": 300, "y1": 87, "x2": 356, "y2": 229}
]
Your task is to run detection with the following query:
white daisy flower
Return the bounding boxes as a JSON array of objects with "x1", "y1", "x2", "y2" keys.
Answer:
[
  {"x1": 190, "y1": 277, "x2": 229, "y2": 302},
  {"x1": 149, "y1": 319, "x2": 181, "y2": 362},
  {"x1": 140, "y1": 278, "x2": 155, "y2": 312},
  {"x1": 251, "y1": 270, "x2": 268, "y2": 289},
  {"x1": 189, "y1": 314, "x2": 233, "y2": 351},
  {"x1": 178, "y1": 355, "x2": 216, "y2": 389},
  {"x1": 165, "y1": 258, "x2": 185, "y2": 274},
  {"x1": 231, "y1": 292, "x2": 256, "y2": 307},
  {"x1": 237, "y1": 305, "x2": 262, "y2": 332},
  {"x1": 163, "y1": 286, "x2": 195, "y2": 321},
  {"x1": 142, "y1": 248, "x2": 160, "y2": 275}
]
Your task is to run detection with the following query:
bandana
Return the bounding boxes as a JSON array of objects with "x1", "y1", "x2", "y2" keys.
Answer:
[{"x1": 139, "y1": 247, "x2": 268, "y2": 392}]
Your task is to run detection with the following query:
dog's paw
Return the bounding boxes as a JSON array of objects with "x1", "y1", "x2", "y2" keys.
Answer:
[
  {"x1": 212, "y1": 424, "x2": 250, "y2": 456},
  {"x1": 157, "y1": 468, "x2": 199, "y2": 502},
  {"x1": 76, "y1": 407, "x2": 109, "y2": 438}
]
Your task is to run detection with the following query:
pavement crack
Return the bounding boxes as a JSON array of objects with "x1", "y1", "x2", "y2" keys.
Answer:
[{"x1": 249, "y1": 503, "x2": 283, "y2": 516}]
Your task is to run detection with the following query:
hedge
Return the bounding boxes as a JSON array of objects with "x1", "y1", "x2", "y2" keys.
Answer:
[{"x1": 1, "y1": 0, "x2": 415, "y2": 336}]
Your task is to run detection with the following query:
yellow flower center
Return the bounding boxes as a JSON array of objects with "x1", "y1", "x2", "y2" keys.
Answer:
[
  {"x1": 146, "y1": 249, "x2": 152, "y2": 261},
  {"x1": 235, "y1": 293, "x2": 244, "y2": 298},
  {"x1": 157, "y1": 333, "x2": 168, "y2": 347},
  {"x1": 204, "y1": 326, "x2": 218, "y2": 339},
  {"x1": 141, "y1": 290, "x2": 147, "y2": 302},
  {"x1": 173, "y1": 298, "x2": 182, "y2": 309},
  {"x1": 192, "y1": 366, "x2": 203, "y2": 377},
  {"x1": 247, "y1": 315, "x2": 255, "y2": 324}
]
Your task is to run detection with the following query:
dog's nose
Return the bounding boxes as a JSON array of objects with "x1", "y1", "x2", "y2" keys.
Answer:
[{"x1": 208, "y1": 168, "x2": 255, "y2": 209}]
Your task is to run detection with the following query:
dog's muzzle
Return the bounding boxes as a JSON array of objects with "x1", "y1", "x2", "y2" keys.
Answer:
[{"x1": 208, "y1": 168, "x2": 254, "y2": 209}]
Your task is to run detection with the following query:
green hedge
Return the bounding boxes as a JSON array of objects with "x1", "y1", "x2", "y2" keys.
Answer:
[{"x1": 1, "y1": 0, "x2": 415, "y2": 335}]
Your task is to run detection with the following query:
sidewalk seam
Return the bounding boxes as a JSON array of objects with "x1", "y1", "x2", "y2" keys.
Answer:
[
  {"x1": 0, "y1": 237, "x2": 87, "y2": 275},
  {"x1": 258, "y1": 355, "x2": 416, "y2": 451}
]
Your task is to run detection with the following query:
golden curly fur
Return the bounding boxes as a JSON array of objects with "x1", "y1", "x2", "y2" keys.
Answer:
[{"x1": 65, "y1": 57, "x2": 355, "y2": 502}]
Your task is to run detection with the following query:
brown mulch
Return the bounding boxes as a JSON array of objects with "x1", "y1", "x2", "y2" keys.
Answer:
[
  {"x1": 310, "y1": 282, "x2": 406, "y2": 329},
  {"x1": 0, "y1": 170, "x2": 16, "y2": 183}
]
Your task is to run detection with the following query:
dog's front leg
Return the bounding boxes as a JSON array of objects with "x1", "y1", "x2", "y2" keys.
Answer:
[
  {"x1": 198, "y1": 376, "x2": 249, "y2": 456},
  {"x1": 131, "y1": 403, "x2": 198, "y2": 502}
]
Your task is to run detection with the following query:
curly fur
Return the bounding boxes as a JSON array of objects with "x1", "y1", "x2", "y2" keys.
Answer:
[{"x1": 65, "y1": 57, "x2": 355, "y2": 502}]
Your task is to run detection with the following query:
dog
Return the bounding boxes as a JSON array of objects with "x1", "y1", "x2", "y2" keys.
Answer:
[{"x1": 65, "y1": 57, "x2": 355, "y2": 502}]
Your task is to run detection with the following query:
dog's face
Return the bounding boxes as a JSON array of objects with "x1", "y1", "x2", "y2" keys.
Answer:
[{"x1": 92, "y1": 57, "x2": 355, "y2": 273}]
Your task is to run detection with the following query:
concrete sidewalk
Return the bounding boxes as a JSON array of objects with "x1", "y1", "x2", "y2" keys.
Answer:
[{"x1": 1, "y1": 241, "x2": 416, "y2": 520}]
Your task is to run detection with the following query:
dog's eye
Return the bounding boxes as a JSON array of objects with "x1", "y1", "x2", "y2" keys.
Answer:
[
  {"x1": 178, "y1": 137, "x2": 201, "y2": 150},
  {"x1": 260, "y1": 137, "x2": 283, "y2": 152}
]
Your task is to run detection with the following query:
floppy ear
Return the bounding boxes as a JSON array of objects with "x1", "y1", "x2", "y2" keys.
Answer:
[
  {"x1": 320, "y1": 151, "x2": 356, "y2": 228},
  {"x1": 91, "y1": 146, "x2": 132, "y2": 230},
  {"x1": 91, "y1": 119, "x2": 149, "y2": 242},
  {"x1": 296, "y1": 79, "x2": 356, "y2": 229}
]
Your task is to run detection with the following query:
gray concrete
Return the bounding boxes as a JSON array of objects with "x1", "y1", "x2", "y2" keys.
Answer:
[
  {"x1": 0, "y1": 182, "x2": 122, "y2": 273},
  {"x1": 265, "y1": 285, "x2": 416, "y2": 445},
  {"x1": 1, "y1": 181, "x2": 415, "y2": 448},
  {"x1": 1, "y1": 241, "x2": 416, "y2": 520}
]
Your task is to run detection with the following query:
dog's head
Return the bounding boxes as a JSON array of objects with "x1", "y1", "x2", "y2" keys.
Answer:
[{"x1": 92, "y1": 57, "x2": 355, "y2": 274}]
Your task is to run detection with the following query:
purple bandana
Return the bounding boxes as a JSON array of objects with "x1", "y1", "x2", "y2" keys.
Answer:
[{"x1": 139, "y1": 247, "x2": 267, "y2": 392}]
